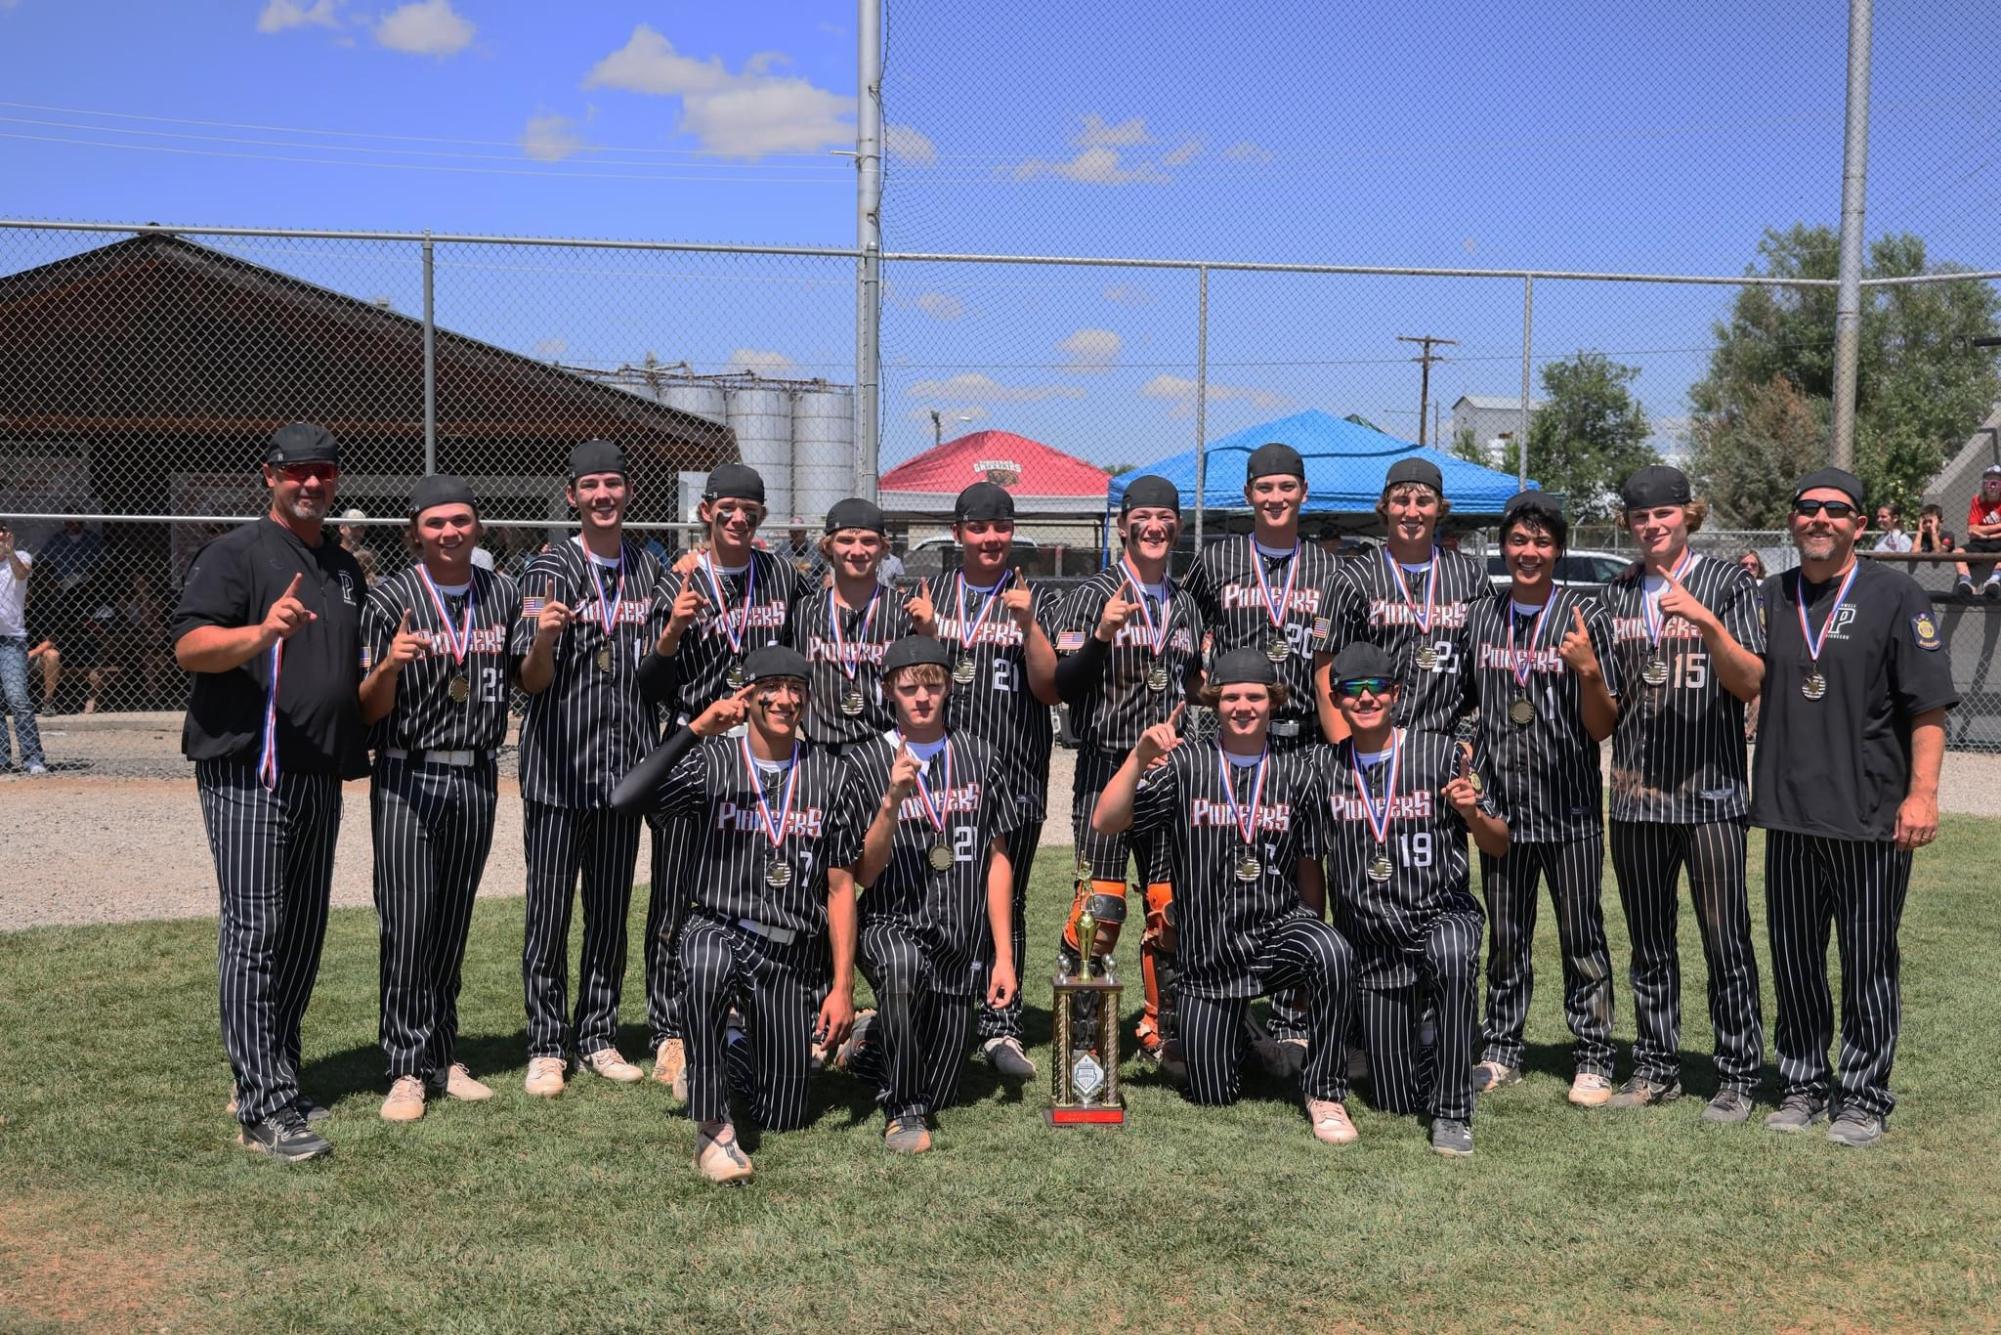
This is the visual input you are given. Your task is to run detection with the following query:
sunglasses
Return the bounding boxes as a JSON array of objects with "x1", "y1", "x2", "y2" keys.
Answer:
[
  {"x1": 1338, "y1": 678, "x2": 1396, "y2": 699},
  {"x1": 276, "y1": 462, "x2": 338, "y2": 483},
  {"x1": 1794, "y1": 499, "x2": 1856, "y2": 518}
]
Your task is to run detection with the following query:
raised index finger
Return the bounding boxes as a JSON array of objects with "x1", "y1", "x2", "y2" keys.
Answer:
[
  {"x1": 1168, "y1": 700, "x2": 1187, "y2": 725},
  {"x1": 1571, "y1": 606, "x2": 1588, "y2": 635},
  {"x1": 281, "y1": 572, "x2": 304, "y2": 600},
  {"x1": 398, "y1": 608, "x2": 413, "y2": 632}
]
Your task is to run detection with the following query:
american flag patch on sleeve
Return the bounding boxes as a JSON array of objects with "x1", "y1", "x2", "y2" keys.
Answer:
[
  {"x1": 1311, "y1": 616, "x2": 1331, "y2": 639},
  {"x1": 520, "y1": 596, "x2": 545, "y2": 619},
  {"x1": 360, "y1": 644, "x2": 374, "y2": 670},
  {"x1": 1055, "y1": 630, "x2": 1086, "y2": 653}
]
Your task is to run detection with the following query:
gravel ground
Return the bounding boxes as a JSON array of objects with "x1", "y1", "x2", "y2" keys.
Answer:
[{"x1": 2, "y1": 711, "x2": 1990, "y2": 932}]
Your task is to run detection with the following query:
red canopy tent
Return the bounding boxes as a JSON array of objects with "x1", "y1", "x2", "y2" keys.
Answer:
[{"x1": 877, "y1": 430, "x2": 1110, "y2": 516}]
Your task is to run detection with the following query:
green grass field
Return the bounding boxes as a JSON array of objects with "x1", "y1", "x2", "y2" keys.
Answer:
[{"x1": 4, "y1": 819, "x2": 2000, "y2": 1332}]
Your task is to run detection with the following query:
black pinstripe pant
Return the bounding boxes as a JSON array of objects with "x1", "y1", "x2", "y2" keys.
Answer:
[
  {"x1": 644, "y1": 812, "x2": 693, "y2": 1047},
  {"x1": 857, "y1": 919, "x2": 976, "y2": 1122},
  {"x1": 1180, "y1": 913, "x2": 1354, "y2": 1106},
  {"x1": 370, "y1": 756, "x2": 498, "y2": 1081},
  {"x1": 521, "y1": 801, "x2": 641, "y2": 1061},
  {"x1": 195, "y1": 759, "x2": 341, "y2": 1126},
  {"x1": 1355, "y1": 910, "x2": 1482, "y2": 1121},
  {"x1": 1611, "y1": 819, "x2": 1764, "y2": 1091},
  {"x1": 975, "y1": 818, "x2": 1042, "y2": 1044},
  {"x1": 1764, "y1": 830, "x2": 1912, "y2": 1120},
  {"x1": 1262, "y1": 729, "x2": 1318, "y2": 1041},
  {"x1": 679, "y1": 914, "x2": 817, "y2": 1130},
  {"x1": 1478, "y1": 837, "x2": 1616, "y2": 1077}
]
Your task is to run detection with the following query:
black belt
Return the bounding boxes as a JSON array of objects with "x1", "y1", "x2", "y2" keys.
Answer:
[{"x1": 381, "y1": 746, "x2": 492, "y2": 769}]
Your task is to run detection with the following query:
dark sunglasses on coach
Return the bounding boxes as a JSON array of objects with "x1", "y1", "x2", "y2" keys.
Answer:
[
  {"x1": 1338, "y1": 677, "x2": 1396, "y2": 699},
  {"x1": 1794, "y1": 499, "x2": 1856, "y2": 518}
]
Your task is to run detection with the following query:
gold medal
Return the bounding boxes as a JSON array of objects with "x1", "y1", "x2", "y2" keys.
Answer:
[
  {"x1": 951, "y1": 656, "x2": 977, "y2": 685},
  {"x1": 1415, "y1": 645, "x2": 1438, "y2": 671},
  {"x1": 1235, "y1": 854, "x2": 1262, "y2": 883},
  {"x1": 1802, "y1": 670, "x2": 1828, "y2": 701},
  {"x1": 928, "y1": 841, "x2": 955, "y2": 872},
  {"x1": 840, "y1": 689, "x2": 866, "y2": 717},
  {"x1": 1508, "y1": 696, "x2": 1536, "y2": 727},
  {"x1": 1642, "y1": 655, "x2": 1669, "y2": 687},
  {"x1": 595, "y1": 645, "x2": 614, "y2": 673},
  {"x1": 1145, "y1": 663, "x2": 1170, "y2": 692},
  {"x1": 448, "y1": 673, "x2": 470, "y2": 703},
  {"x1": 726, "y1": 662, "x2": 747, "y2": 689},
  {"x1": 1467, "y1": 770, "x2": 1485, "y2": 796},
  {"x1": 765, "y1": 858, "x2": 792, "y2": 889},
  {"x1": 1368, "y1": 854, "x2": 1394, "y2": 883},
  {"x1": 1266, "y1": 636, "x2": 1290, "y2": 663}
]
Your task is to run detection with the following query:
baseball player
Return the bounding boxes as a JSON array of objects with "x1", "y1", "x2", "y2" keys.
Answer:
[
  {"x1": 1093, "y1": 648, "x2": 1360, "y2": 1145},
  {"x1": 511, "y1": 439, "x2": 667, "y2": 1096},
  {"x1": 1047, "y1": 474, "x2": 1202, "y2": 1069},
  {"x1": 1754, "y1": 467, "x2": 1955, "y2": 1146},
  {"x1": 796, "y1": 497, "x2": 912, "y2": 755},
  {"x1": 609, "y1": 646, "x2": 866, "y2": 1184},
  {"x1": 357, "y1": 475, "x2": 520, "y2": 1122},
  {"x1": 1600, "y1": 465, "x2": 1767, "y2": 1120},
  {"x1": 840, "y1": 636, "x2": 1023, "y2": 1153},
  {"x1": 172, "y1": 422, "x2": 367, "y2": 1162},
  {"x1": 1461, "y1": 491, "x2": 1621, "y2": 1107},
  {"x1": 1324, "y1": 457, "x2": 1486, "y2": 742},
  {"x1": 1319, "y1": 642, "x2": 1504, "y2": 1156},
  {"x1": 902, "y1": 482, "x2": 1057, "y2": 1081},
  {"x1": 637, "y1": 463, "x2": 802, "y2": 1095}
]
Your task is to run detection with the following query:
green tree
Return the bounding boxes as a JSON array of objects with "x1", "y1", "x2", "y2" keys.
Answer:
[
  {"x1": 1522, "y1": 351, "x2": 1658, "y2": 523},
  {"x1": 1688, "y1": 225, "x2": 2001, "y2": 525},
  {"x1": 1449, "y1": 425, "x2": 1486, "y2": 465}
]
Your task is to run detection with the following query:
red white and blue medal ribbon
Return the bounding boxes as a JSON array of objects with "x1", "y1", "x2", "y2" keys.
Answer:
[
  {"x1": 1246, "y1": 535, "x2": 1299, "y2": 631},
  {"x1": 257, "y1": 640, "x2": 282, "y2": 791},
  {"x1": 905, "y1": 736, "x2": 954, "y2": 836},
  {"x1": 698, "y1": 552, "x2": 757, "y2": 656},
  {"x1": 417, "y1": 565, "x2": 475, "y2": 669},
  {"x1": 1643, "y1": 548, "x2": 1695, "y2": 652},
  {"x1": 1508, "y1": 599, "x2": 1552, "y2": 692},
  {"x1": 1383, "y1": 546, "x2": 1437, "y2": 634},
  {"x1": 953, "y1": 569, "x2": 1012, "y2": 651},
  {"x1": 1796, "y1": 560, "x2": 1860, "y2": 671},
  {"x1": 1118, "y1": 556, "x2": 1170, "y2": 658},
  {"x1": 740, "y1": 734, "x2": 800, "y2": 851},
  {"x1": 826, "y1": 584, "x2": 880, "y2": 683},
  {"x1": 587, "y1": 550, "x2": 625, "y2": 640},
  {"x1": 1351, "y1": 728, "x2": 1403, "y2": 852},
  {"x1": 1215, "y1": 745, "x2": 1269, "y2": 851}
]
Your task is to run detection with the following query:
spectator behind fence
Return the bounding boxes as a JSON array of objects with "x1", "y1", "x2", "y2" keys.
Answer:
[
  {"x1": 0, "y1": 517, "x2": 49, "y2": 774},
  {"x1": 1872, "y1": 504, "x2": 1913, "y2": 553},
  {"x1": 1955, "y1": 465, "x2": 2001, "y2": 598},
  {"x1": 36, "y1": 518, "x2": 104, "y2": 647},
  {"x1": 1916, "y1": 504, "x2": 1956, "y2": 555}
]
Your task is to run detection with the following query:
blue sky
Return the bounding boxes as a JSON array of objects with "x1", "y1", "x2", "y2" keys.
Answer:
[{"x1": 1, "y1": 1, "x2": 1993, "y2": 475}]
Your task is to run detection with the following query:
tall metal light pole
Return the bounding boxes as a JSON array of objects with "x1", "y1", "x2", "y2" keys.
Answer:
[
  {"x1": 853, "y1": 0, "x2": 884, "y2": 500},
  {"x1": 1830, "y1": 0, "x2": 1874, "y2": 470}
]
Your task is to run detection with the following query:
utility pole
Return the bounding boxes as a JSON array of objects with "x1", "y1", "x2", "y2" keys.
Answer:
[
  {"x1": 1398, "y1": 334, "x2": 1458, "y2": 446},
  {"x1": 1830, "y1": 0, "x2": 1873, "y2": 471}
]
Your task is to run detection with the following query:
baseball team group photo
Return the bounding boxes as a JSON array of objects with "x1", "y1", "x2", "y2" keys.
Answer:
[{"x1": 5, "y1": 1, "x2": 2001, "y2": 1330}]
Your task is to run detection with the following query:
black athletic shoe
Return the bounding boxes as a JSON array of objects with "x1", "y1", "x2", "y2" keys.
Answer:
[
  {"x1": 1763, "y1": 1093, "x2": 1828, "y2": 1133},
  {"x1": 1430, "y1": 1118, "x2": 1473, "y2": 1157},
  {"x1": 1701, "y1": 1088, "x2": 1755, "y2": 1124},
  {"x1": 1608, "y1": 1075, "x2": 1683, "y2": 1109},
  {"x1": 239, "y1": 1110, "x2": 333, "y2": 1163},
  {"x1": 1826, "y1": 1108, "x2": 1885, "y2": 1147},
  {"x1": 293, "y1": 1094, "x2": 332, "y2": 1124}
]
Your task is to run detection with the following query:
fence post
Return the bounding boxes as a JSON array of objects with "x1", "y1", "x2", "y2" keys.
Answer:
[
  {"x1": 422, "y1": 230, "x2": 437, "y2": 476},
  {"x1": 1193, "y1": 264, "x2": 1209, "y2": 552},
  {"x1": 853, "y1": 0, "x2": 883, "y2": 501},
  {"x1": 1518, "y1": 274, "x2": 1533, "y2": 490},
  {"x1": 1830, "y1": 0, "x2": 1874, "y2": 471}
]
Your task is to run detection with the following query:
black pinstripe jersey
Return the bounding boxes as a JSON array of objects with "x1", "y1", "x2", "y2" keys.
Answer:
[
  {"x1": 845, "y1": 730, "x2": 1023, "y2": 996},
  {"x1": 1317, "y1": 731, "x2": 1487, "y2": 955},
  {"x1": 509, "y1": 537, "x2": 667, "y2": 809},
  {"x1": 651, "y1": 738, "x2": 868, "y2": 937},
  {"x1": 797, "y1": 582, "x2": 913, "y2": 747},
  {"x1": 1182, "y1": 537, "x2": 1340, "y2": 730},
  {"x1": 1603, "y1": 553, "x2": 1764, "y2": 824},
  {"x1": 653, "y1": 549, "x2": 803, "y2": 718},
  {"x1": 1331, "y1": 546, "x2": 1488, "y2": 737},
  {"x1": 1463, "y1": 586, "x2": 1620, "y2": 843},
  {"x1": 1048, "y1": 564, "x2": 1203, "y2": 754},
  {"x1": 362, "y1": 565, "x2": 521, "y2": 754},
  {"x1": 934, "y1": 572, "x2": 1058, "y2": 820},
  {"x1": 1129, "y1": 740, "x2": 1325, "y2": 999}
]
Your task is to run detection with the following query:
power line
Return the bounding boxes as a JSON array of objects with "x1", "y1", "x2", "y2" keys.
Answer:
[{"x1": 1396, "y1": 334, "x2": 1458, "y2": 445}]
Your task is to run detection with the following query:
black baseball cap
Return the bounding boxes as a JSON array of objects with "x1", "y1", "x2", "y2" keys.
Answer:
[
  {"x1": 1209, "y1": 647, "x2": 1280, "y2": 687},
  {"x1": 954, "y1": 482, "x2": 1015, "y2": 522},
  {"x1": 1383, "y1": 457, "x2": 1443, "y2": 493},
  {"x1": 1621, "y1": 465, "x2": 1691, "y2": 509},
  {"x1": 1118, "y1": 474, "x2": 1181, "y2": 516},
  {"x1": 568, "y1": 439, "x2": 626, "y2": 481},
  {"x1": 882, "y1": 635, "x2": 952, "y2": 676},
  {"x1": 1246, "y1": 442, "x2": 1305, "y2": 483},
  {"x1": 1331, "y1": 642, "x2": 1396, "y2": 683},
  {"x1": 824, "y1": 497, "x2": 887, "y2": 534},
  {"x1": 741, "y1": 645, "x2": 810, "y2": 685},
  {"x1": 407, "y1": 474, "x2": 478, "y2": 517},
  {"x1": 1793, "y1": 466, "x2": 1867, "y2": 512},
  {"x1": 704, "y1": 462, "x2": 766, "y2": 503},
  {"x1": 265, "y1": 422, "x2": 340, "y2": 467}
]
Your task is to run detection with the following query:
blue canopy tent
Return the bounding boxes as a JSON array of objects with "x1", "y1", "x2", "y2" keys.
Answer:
[{"x1": 1106, "y1": 409, "x2": 1536, "y2": 533}]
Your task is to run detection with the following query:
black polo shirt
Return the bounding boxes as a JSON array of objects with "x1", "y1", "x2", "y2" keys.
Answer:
[
  {"x1": 171, "y1": 517, "x2": 368, "y2": 779},
  {"x1": 1751, "y1": 559, "x2": 1958, "y2": 842}
]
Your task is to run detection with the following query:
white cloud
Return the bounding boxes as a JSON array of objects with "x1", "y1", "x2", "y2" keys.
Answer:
[
  {"x1": 1160, "y1": 137, "x2": 1203, "y2": 168},
  {"x1": 885, "y1": 122, "x2": 937, "y2": 168},
  {"x1": 1141, "y1": 374, "x2": 1289, "y2": 419},
  {"x1": 375, "y1": 0, "x2": 474, "y2": 55},
  {"x1": 729, "y1": 347, "x2": 796, "y2": 375},
  {"x1": 584, "y1": 24, "x2": 852, "y2": 159},
  {"x1": 913, "y1": 291, "x2": 965, "y2": 322},
  {"x1": 533, "y1": 337, "x2": 567, "y2": 361},
  {"x1": 1012, "y1": 146, "x2": 1168, "y2": 186},
  {"x1": 257, "y1": 0, "x2": 340, "y2": 32},
  {"x1": 907, "y1": 373, "x2": 1084, "y2": 404},
  {"x1": 1059, "y1": 328, "x2": 1121, "y2": 373},
  {"x1": 1222, "y1": 140, "x2": 1276, "y2": 165},
  {"x1": 1103, "y1": 282, "x2": 1151, "y2": 307},
  {"x1": 521, "y1": 113, "x2": 587, "y2": 163},
  {"x1": 1076, "y1": 114, "x2": 1150, "y2": 148}
]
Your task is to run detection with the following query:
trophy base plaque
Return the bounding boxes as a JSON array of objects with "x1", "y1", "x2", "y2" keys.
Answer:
[{"x1": 1047, "y1": 970, "x2": 1126, "y2": 1128}]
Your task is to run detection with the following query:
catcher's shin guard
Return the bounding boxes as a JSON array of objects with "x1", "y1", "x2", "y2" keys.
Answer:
[
  {"x1": 1061, "y1": 879, "x2": 1130, "y2": 959},
  {"x1": 1137, "y1": 881, "x2": 1178, "y2": 1051}
]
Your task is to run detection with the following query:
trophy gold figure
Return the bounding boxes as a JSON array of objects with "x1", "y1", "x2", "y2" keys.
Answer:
[{"x1": 1047, "y1": 892, "x2": 1127, "y2": 1127}]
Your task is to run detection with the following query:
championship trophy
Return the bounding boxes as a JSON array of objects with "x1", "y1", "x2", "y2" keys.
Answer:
[{"x1": 1047, "y1": 891, "x2": 1127, "y2": 1127}]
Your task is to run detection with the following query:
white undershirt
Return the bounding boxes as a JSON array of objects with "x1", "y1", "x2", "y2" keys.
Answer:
[
  {"x1": 1353, "y1": 747, "x2": 1391, "y2": 768},
  {"x1": 1511, "y1": 599, "x2": 1549, "y2": 619},
  {"x1": 1223, "y1": 749, "x2": 1264, "y2": 767},
  {"x1": 434, "y1": 581, "x2": 470, "y2": 597},
  {"x1": 904, "y1": 736, "x2": 948, "y2": 762},
  {"x1": 1254, "y1": 541, "x2": 1295, "y2": 561}
]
